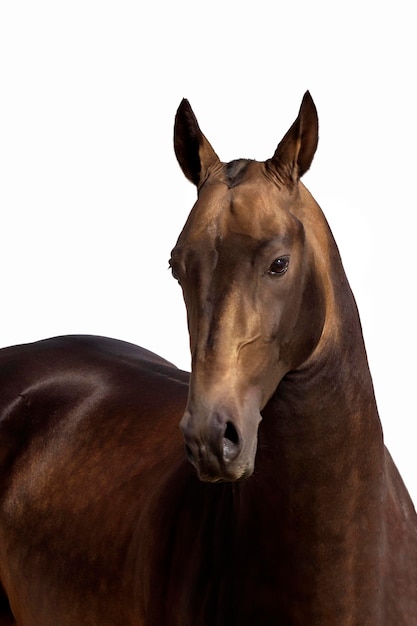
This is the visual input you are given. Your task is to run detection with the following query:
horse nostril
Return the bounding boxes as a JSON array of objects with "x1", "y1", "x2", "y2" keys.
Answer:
[
  {"x1": 185, "y1": 443, "x2": 194, "y2": 463},
  {"x1": 223, "y1": 421, "x2": 240, "y2": 461},
  {"x1": 225, "y1": 421, "x2": 239, "y2": 445}
]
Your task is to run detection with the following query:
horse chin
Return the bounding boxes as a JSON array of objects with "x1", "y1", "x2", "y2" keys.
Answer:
[{"x1": 195, "y1": 462, "x2": 254, "y2": 484}]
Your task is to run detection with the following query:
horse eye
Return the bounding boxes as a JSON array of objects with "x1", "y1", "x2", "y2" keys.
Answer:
[
  {"x1": 168, "y1": 260, "x2": 180, "y2": 282},
  {"x1": 267, "y1": 256, "x2": 290, "y2": 276}
]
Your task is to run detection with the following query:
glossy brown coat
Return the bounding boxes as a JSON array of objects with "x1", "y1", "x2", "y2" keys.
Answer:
[{"x1": 0, "y1": 94, "x2": 416, "y2": 624}]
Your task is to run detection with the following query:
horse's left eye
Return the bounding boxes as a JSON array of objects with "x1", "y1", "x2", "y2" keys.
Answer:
[{"x1": 267, "y1": 256, "x2": 290, "y2": 276}]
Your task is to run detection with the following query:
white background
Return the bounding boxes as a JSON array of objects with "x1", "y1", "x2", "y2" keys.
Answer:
[{"x1": 1, "y1": 2, "x2": 416, "y2": 504}]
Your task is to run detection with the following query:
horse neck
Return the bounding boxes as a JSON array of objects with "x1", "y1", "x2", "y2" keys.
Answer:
[
  {"x1": 279, "y1": 188, "x2": 382, "y2": 441},
  {"x1": 257, "y1": 214, "x2": 385, "y2": 510},
  {"x1": 239, "y1": 234, "x2": 387, "y2": 616}
]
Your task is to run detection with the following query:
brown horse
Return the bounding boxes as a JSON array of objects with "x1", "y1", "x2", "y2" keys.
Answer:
[{"x1": 0, "y1": 93, "x2": 416, "y2": 625}]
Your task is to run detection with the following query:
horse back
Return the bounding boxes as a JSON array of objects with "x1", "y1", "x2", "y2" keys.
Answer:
[{"x1": 0, "y1": 335, "x2": 189, "y2": 625}]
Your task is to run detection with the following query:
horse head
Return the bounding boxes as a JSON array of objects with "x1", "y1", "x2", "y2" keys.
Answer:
[{"x1": 172, "y1": 93, "x2": 328, "y2": 482}]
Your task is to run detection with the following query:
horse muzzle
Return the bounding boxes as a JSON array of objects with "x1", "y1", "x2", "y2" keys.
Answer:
[{"x1": 180, "y1": 405, "x2": 261, "y2": 483}]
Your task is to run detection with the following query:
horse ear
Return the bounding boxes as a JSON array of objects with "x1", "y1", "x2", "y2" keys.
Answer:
[
  {"x1": 269, "y1": 91, "x2": 318, "y2": 183},
  {"x1": 174, "y1": 99, "x2": 220, "y2": 187}
]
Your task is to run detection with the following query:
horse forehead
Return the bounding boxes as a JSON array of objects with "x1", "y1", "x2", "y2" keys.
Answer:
[
  {"x1": 226, "y1": 184, "x2": 294, "y2": 239},
  {"x1": 186, "y1": 178, "x2": 294, "y2": 246},
  {"x1": 222, "y1": 161, "x2": 293, "y2": 234}
]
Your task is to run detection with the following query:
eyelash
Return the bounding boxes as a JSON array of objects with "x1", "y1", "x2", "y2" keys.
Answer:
[{"x1": 168, "y1": 260, "x2": 180, "y2": 282}]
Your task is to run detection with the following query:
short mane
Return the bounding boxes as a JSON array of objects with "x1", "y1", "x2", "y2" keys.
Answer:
[{"x1": 224, "y1": 159, "x2": 252, "y2": 188}]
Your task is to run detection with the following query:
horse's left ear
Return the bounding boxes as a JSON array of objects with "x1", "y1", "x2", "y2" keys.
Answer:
[
  {"x1": 269, "y1": 91, "x2": 318, "y2": 183},
  {"x1": 174, "y1": 99, "x2": 220, "y2": 188}
]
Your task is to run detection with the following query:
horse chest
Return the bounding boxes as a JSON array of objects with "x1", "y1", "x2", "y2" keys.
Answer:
[{"x1": 144, "y1": 463, "x2": 391, "y2": 626}]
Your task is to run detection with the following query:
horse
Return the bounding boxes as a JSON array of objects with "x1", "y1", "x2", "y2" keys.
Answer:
[{"x1": 0, "y1": 92, "x2": 416, "y2": 625}]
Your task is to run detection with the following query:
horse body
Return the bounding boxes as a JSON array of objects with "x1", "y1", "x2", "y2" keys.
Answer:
[
  {"x1": 0, "y1": 94, "x2": 416, "y2": 624},
  {"x1": 0, "y1": 336, "x2": 189, "y2": 624}
]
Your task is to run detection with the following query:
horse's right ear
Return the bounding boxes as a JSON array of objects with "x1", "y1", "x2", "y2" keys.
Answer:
[{"x1": 174, "y1": 99, "x2": 220, "y2": 187}]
